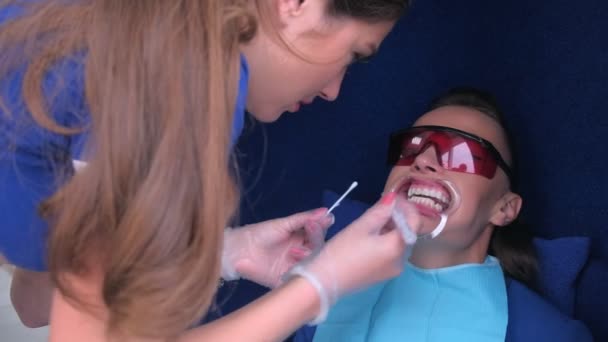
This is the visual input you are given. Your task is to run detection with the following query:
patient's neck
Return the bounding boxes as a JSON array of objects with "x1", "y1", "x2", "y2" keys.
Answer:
[{"x1": 409, "y1": 228, "x2": 493, "y2": 269}]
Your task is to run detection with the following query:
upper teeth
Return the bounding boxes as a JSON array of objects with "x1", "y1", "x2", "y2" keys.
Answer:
[{"x1": 407, "y1": 186, "x2": 449, "y2": 204}]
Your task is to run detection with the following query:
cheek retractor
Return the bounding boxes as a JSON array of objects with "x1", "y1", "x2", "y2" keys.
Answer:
[
  {"x1": 391, "y1": 206, "x2": 418, "y2": 245},
  {"x1": 388, "y1": 177, "x2": 460, "y2": 244},
  {"x1": 392, "y1": 207, "x2": 448, "y2": 245}
]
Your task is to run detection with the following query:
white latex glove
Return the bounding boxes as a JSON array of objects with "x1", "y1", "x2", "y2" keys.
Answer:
[
  {"x1": 222, "y1": 208, "x2": 335, "y2": 288},
  {"x1": 287, "y1": 192, "x2": 421, "y2": 324}
]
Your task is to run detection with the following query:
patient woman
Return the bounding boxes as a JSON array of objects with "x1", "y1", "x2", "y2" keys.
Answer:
[{"x1": 295, "y1": 88, "x2": 592, "y2": 342}]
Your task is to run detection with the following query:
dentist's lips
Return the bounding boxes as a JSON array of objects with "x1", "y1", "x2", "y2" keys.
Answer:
[
  {"x1": 287, "y1": 98, "x2": 315, "y2": 113},
  {"x1": 288, "y1": 102, "x2": 301, "y2": 113},
  {"x1": 396, "y1": 177, "x2": 453, "y2": 217}
]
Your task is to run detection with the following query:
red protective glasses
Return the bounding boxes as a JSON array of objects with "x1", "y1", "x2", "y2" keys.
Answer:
[{"x1": 387, "y1": 125, "x2": 513, "y2": 181}]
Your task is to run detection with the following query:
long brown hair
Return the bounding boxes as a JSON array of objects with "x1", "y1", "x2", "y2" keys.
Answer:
[{"x1": 0, "y1": 0, "x2": 255, "y2": 338}]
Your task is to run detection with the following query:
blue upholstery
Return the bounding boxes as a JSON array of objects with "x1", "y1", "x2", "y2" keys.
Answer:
[{"x1": 216, "y1": 1, "x2": 608, "y2": 340}]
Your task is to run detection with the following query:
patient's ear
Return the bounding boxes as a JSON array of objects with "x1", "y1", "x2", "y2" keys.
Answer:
[{"x1": 490, "y1": 192, "x2": 522, "y2": 227}]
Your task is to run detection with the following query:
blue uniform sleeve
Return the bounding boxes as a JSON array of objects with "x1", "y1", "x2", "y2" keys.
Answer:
[
  {"x1": 0, "y1": 57, "x2": 88, "y2": 271},
  {"x1": 230, "y1": 54, "x2": 248, "y2": 146},
  {"x1": 1, "y1": 47, "x2": 247, "y2": 272}
]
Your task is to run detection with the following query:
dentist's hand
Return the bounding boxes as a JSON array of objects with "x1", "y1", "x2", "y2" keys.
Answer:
[
  {"x1": 287, "y1": 193, "x2": 421, "y2": 324},
  {"x1": 221, "y1": 209, "x2": 334, "y2": 288}
]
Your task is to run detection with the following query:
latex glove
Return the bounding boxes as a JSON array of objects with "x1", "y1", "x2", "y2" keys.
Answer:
[
  {"x1": 287, "y1": 192, "x2": 421, "y2": 324},
  {"x1": 222, "y1": 208, "x2": 335, "y2": 288}
]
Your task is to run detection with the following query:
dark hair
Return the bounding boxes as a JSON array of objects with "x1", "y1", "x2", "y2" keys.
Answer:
[
  {"x1": 431, "y1": 87, "x2": 505, "y2": 122},
  {"x1": 430, "y1": 87, "x2": 539, "y2": 290},
  {"x1": 327, "y1": 0, "x2": 411, "y2": 22}
]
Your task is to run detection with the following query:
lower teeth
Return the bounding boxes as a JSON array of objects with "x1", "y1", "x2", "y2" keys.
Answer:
[{"x1": 408, "y1": 196, "x2": 443, "y2": 212}]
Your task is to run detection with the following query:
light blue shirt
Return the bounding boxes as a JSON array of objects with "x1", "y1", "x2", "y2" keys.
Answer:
[{"x1": 314, "y1": 256, "x2": 508, "y2": 342}]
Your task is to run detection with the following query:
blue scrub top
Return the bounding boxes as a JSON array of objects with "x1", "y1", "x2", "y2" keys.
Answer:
[{"x1": 0, "y1": 5, "x2": 249, "y2": 270}]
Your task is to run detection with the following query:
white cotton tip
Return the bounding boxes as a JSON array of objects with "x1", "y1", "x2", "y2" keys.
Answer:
[{"x1": 327, "y1": 181, "x2": 359, "y2": 215}]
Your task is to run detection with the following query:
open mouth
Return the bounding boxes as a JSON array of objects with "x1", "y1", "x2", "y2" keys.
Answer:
[{"x1": 396, "y1": 177, "x2": 454, "y2": 216}]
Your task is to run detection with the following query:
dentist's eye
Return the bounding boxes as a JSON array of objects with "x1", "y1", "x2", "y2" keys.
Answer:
[{"x1": 351, "y1": 52, "x2": 373, "y2": 64}]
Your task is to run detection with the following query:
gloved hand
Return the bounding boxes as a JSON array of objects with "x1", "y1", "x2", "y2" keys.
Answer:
[
  {"x1": 222, "y1": 208, "x2": 335, "y2": 288},
  {"x1": 286, "y1": 192, "x2": 421, "y2": 324}
]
